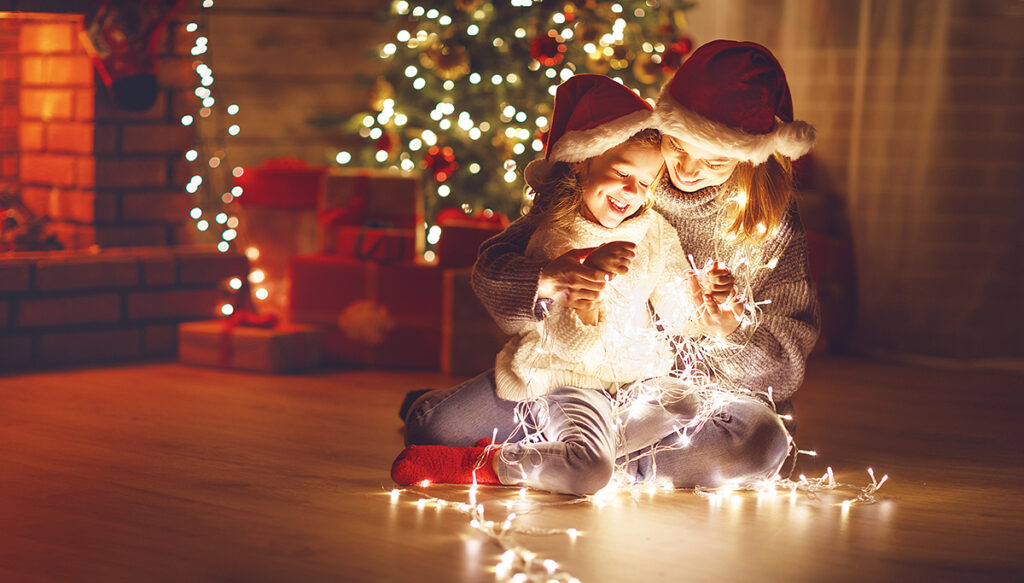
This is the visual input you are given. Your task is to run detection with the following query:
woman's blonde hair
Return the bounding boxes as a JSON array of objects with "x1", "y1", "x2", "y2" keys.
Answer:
[
  {"x1": 525, "y1": 129, "x2": 661, "y2": 231},
  {"x1": 721, "y1": 152, "x2": 794, "y2": 243}
]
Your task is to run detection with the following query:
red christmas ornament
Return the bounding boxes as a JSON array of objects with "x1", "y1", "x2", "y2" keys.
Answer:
[
  {"x1": 661, "y1": 36, "x2": 694, "y2": 72},
  {"x1": 375, "y1": 132, "x2": 395, "y2": 155},
  {"x1": 423, "y1": 146, "x2": 457, "y2": 182},
  {"x1": 530, "y1": 33, "x2": 566, "y2": 67}
]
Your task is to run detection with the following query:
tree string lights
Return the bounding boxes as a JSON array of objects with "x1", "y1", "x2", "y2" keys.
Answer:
[{"x1": 181, "y1": 0, "x2": 263, "y2": 316}]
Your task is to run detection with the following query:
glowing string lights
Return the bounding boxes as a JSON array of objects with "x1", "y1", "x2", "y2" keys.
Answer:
[{"x1": 183, "y1": 0, "x2": 262, "y2": 314}]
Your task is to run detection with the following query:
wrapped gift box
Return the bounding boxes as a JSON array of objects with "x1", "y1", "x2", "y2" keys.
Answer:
[
  {"x1": 289, "y1": 254, "x2": 442, "y2": 369},
  {"x1": 235, "y1": 157, "x2": 327, "y2": 209},
  {"x1": 336, "y1": 226, "x2": 417, "y2": 263},
  {"x1": 441, "y1": 268, "x2": 509, "y2": 376},
  {"x1": 434, "y1": 208, "x2": 509, "y2": 268},
  {"x1": 320, "y1": 168, "x2": 424, "y2": 255},
  {"x1": 435, "y1": 222, "x2": 505, "y2": 268},
  {"x1": 178, "y1": 320, "x2": 322, "y2": 373},
  {"x1": 233, "y1": 158, "x2": 327, "y2": 313}
]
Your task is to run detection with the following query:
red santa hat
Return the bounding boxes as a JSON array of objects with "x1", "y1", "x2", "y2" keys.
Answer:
[
  {"x1": 652, "y1": 40, "x2": 815, "y2": 165},
  {"x1": 525, "y1": 74, "x2": 653, "y2": 190}
]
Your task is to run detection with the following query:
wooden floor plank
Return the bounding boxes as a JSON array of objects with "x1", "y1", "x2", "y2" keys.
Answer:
[{"x1": 1, "y1": 356, "x2": 1022, "y2": 582}]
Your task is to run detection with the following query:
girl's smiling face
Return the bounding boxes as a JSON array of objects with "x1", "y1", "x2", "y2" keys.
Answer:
[
  {"x1": 578, "y1": 142, "x2": 663, "y2": 228},
  {"x1": 660, "y1": 135, "x2": 739, "y2": 192}
]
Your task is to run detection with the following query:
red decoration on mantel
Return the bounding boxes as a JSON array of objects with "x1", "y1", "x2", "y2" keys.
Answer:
[{"x1": 80, "y1": 0, "x2": 183, "y2": 112}]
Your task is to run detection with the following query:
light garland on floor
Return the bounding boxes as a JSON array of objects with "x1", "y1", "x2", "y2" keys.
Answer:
[
  {"x1": 390, "y1": 216, "x2": 888, "y2": 581},
  {"x1": 388, "y1": 458, "x2": 887, "y2": 583}
]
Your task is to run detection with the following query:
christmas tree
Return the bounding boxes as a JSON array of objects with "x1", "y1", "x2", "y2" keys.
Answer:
[{"x1": 342, "y1": 0, "x2": 695, "y2": 246}]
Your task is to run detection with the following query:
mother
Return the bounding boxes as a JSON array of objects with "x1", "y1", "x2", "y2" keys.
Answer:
[{"x1": 402, "y1": 40, "x2": 820, "y2": 492}]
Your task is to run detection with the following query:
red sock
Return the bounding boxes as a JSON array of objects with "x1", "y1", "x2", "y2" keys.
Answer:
[{"x1": 391, "y1": 440, "x2": 501, "y2": 486}]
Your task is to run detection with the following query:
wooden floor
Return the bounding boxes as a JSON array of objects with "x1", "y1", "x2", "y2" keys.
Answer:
[{"x1": 1, "y1": 355, "x2": 1022, "y2": 583}]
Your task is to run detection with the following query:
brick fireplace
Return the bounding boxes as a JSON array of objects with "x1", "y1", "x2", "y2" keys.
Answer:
[
  {"x1": 1, "y1": 8, "x2": 249, "y2": 371},
  {"x1": 2, "y1": 11, "x2": 193, "y2": 249}
]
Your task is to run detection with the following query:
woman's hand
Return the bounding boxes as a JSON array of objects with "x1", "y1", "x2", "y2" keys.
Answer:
[
  {"x1": 705, "y1": 261, "x2": 735, "y2": 303},
  {"x1": 538, "y1": 247, "x2": 608, "y2": 311},
  {"x1": 583, "y1": 241, "x2": 637, "y2": 278},
  {"x1": 686, "y1": 271, "x2": 742, "y2": 338}
]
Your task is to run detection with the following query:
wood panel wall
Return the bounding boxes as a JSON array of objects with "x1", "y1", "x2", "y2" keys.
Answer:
[{"x1": 200, "y1": 0, "x2": 394, "y2": 168}]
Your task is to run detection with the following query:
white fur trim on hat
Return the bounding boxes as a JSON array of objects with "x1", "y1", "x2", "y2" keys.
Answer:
[
  {"x1": 548, "y1": 109, "x2": 654, "y2": 163},
  {"x1": 652, "y1": 90, "x2": 814, "y2": 164}
]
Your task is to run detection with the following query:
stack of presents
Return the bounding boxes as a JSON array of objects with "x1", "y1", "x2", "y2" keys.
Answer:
[{"x1": 180, "y1": 159, "x2": 510, "y2": 374}]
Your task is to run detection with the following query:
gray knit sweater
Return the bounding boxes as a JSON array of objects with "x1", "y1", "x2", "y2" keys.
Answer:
[{"x1": 472, "y1": 175, "x2": 821, "y2": 402}]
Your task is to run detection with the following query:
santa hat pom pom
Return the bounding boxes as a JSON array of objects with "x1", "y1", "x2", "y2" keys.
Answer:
[{"x1": 773, "y1": 121, "x2": 816, "y2": 161}]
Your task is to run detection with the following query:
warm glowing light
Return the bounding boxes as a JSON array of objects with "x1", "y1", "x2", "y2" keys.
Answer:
[
  {"x1": 220, "y1": 303, "x2": 233, "y2": 316},
  {"x1": 228, "y1": 277, "x2": 242, "y2": 290},
  {"x1": 245, "y1": 246, "x2": 259, "y2": 260},
  {"x1": 249, "y1": 269, "x2": 266, "y2": 284},
  {"x1": 255, "y1": 287, "x2": 269, "y2": 300}
]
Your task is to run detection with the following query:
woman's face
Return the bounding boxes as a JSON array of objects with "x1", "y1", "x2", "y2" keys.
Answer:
[
  {"x1": 578, "y1": 142, "x2": 663, "y2": 228},
  {"x1": 660, "y1": 135, "x2": 739, "y2": 193}
]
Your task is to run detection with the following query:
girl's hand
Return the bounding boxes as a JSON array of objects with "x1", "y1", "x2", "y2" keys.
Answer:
[
  {"x1": 574, "y1": 305, "x2": 601, "y2": 326},
  {"x1": 686, "y1": 271, "x2": 742, "y2": 338},
  {"x1": 705, "y1": 261, "x2": 735, "y2": 303},
  {"x1": 538, "y1": 247, "x2": 608, "y2": 311},
  {"x1": 583, "y1": 241, "x2": 637, "y2": 277}
]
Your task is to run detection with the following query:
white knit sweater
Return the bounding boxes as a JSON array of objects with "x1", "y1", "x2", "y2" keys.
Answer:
[{"x1": 494, "y1": 210, "x2": 696, "y2": 401}]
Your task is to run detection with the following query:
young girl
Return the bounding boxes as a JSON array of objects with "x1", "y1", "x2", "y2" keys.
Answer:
[{"x1": 393, "y1": 75, "x2": 782, "y2": 496}]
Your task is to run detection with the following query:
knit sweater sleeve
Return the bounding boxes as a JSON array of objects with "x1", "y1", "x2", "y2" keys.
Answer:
[
  {"x1": 471, "y1": 216, "x2": 548, "y2": 335},
  {"x1": 704, "y1": 205, "x2": 821, "y2": 402}
]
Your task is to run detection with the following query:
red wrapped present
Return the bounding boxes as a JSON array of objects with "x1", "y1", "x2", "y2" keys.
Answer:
[
  {"x1": 320, "y1": 168, "x2": 425, "y2": 254},
  {"x1": 434, "y1": 207, "x2": 509, "y2": 268},
  {"x1": 289, "y1": 254, "x2": 442, "y2": 369},
  {"x1": 336, "y1": 226, "x2": 417, "y2": 263},
  {"x1": 178, "y1": 314, "x2": 322, "y2": 373},
  {"x1": 441, "y1": 268, "x2": 509, "y2": 376},
  {"x1": 235, "y1": 157, "x2": 327, "y2": 209}
]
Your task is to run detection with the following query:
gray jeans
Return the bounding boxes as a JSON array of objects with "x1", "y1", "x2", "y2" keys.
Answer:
[{"x1": 404, "y1": 370, "x2": 790, "y2": 496}]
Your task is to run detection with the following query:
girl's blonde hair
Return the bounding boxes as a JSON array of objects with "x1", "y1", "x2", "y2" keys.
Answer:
[
  {"x1": 722, "y1": 152, "x2": 794, "y2": 243},
  {"x1": 525, "y1": 129, "x2": 661, "y2": 231}
]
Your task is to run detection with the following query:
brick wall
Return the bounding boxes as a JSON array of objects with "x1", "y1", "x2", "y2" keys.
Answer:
[
  {"x1": 687, "y1": 0, "x2": 1024, "y2": 361},
  {"x1": 0, "y1": 19, "x2": 18, "y2": 185},
  {"x1": 0, "y1": 245, "x2": 247, "y2": 371},
  {"x1": 4, "y1": 10, "x2": 196, "y2": 250}
]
